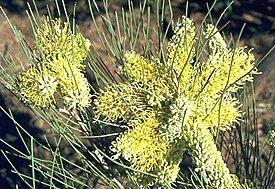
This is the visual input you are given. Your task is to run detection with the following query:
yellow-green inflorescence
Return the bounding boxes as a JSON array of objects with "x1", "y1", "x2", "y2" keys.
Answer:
[
  {"x1": 267, "y1": 123, "x2": 275, "y2": 149},
  {"x1": 19, "y1": 18, "x2": 92, "y2": 111},
  {"x1": 95, "y1": 16, "x2": 258, "y2": 188}
]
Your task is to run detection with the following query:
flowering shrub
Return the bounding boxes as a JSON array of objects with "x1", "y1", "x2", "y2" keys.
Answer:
[
  {"x1": 95, "y1": 16, "x2": 258, "y2": 188},
  {"x1": 1, "y1": 1, "x2": 274, "y2": 189}
]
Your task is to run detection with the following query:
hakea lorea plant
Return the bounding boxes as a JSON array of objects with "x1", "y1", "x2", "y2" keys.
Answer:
[
  {"x1": 19, "y1": 17, "x2": 92, "y2": 111},
  {"x1": 95, "y1": 16, "x2": 258, "y2": 188}
]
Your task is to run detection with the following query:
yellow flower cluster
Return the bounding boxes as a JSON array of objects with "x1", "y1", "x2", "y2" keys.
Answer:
[
  {"x1": 19, "y1": 63, "x2": 58, "y2": 107},
  {"x1": 267, "y1": 124, "x2": 275, "y2": 148},
  {"x1": 199, "y1": 47, "x2": 257, "y2": 97},
  {"x1": 183, "y1": 121, "x2": 234, "y2": 188},
  {"x1": 121, "y1": 51, "x2": 175, "y2": 107},
  {"x1": 94, "y1": 83, "x2": 150, "y2": 122},
  {"x1": 111, "y1": 113, "x2": 168, "y2": 172},
  {"x1": 35, "y1": 18, "x2": 91, "y2": 68},
  {"x1": 110, "y1": 112, "x2": 184, "y2": 186},
  {"x1": 204, "y1": 23, "x2": 227, "y2": 54},
  {"x1": 167, "y1": 16, "x2": 196, "y2": 75},
  {"x1": 95, "y1": 16, "x2": 258, "y2": 187},
  {"x1": 19, "y1": 18, "x2": 91, "y2": 111},
  {"x1": 195, "y1": 95, "x2": 241, "y2": 131}
]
